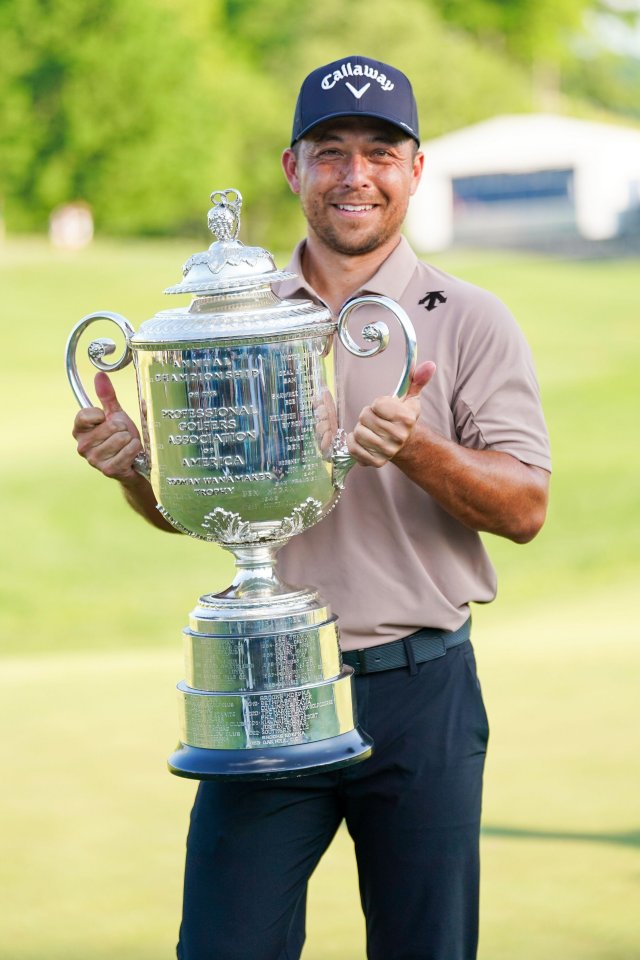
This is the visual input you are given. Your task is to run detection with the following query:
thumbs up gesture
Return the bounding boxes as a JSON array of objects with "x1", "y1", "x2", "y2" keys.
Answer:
[
  {"x1": 72, "y1": 372, "x2": 143, "y2": 481},
  {"x1": 347, "y1": 361, "x2": 436, "y2": 468}
]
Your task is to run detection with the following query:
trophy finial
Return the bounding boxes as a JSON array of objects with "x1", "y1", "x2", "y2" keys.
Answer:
[
  {"x1": 208, "y1": 189, "x2": 242, "y2": 242},
  {"x1": 165, "y1": 186, "x2": 295, "y2": 294}
]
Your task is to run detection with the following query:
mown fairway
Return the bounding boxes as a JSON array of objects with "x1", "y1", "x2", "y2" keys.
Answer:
[{"x1": 1, "y1": 238, "x2": 638, "y2": 959}]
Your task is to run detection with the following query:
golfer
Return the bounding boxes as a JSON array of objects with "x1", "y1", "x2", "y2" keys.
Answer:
[{"x1": 73, "y1": 55, "x2": 551, "y2": 960}]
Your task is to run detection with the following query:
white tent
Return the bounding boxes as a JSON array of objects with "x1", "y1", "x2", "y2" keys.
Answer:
[{"x1": 406, "y1": 114, "x2": 640, "y2": 251}]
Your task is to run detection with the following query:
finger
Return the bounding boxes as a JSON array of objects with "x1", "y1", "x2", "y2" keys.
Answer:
[
  {"x1": 87, "y1": 437, "x2": 142, "y2": 480},
  {"x1": 313, "y1": 392, "x2": 338, "y2": 430},
  {"x1": 95, "y1": 372, "x2": 123, "y2": 418},
  {"x1": 73, "y1": 407, "x2": 106, "y2": 436},
  {"x1": 319, "y1": 428, "x2": 334, "y2": 457},
  {"x1": 366, "y1": 398, "x2": 416, "y2": 428},
  {"x1": 81, "y1": 427, "x2": 137, "y2": 462},
  {"x1": 356, "y1": 411, "x2": 408, "y2": 446},
  {"x1": 353, "y1": 423, "x2": 403, "y2": 460},
  {"x1": 405, "y1": 361, "x2": 436, "y2": 400},
  {"x1": 75, "y1": 413, "x2": 134, "y2": 451},
  {"x1": 97, "y1": 437, "x2": 144, "y2": 480},
  {"x1": 346, "y1": 432, "x2": 388, "y2": 468}
]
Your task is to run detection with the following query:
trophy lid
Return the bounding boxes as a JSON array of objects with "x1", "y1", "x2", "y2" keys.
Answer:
[
  {"x1": 129, "y1": 187, "x2": 333, "y2": 346},
  {"x1": 164, "y1": 189, "x2": 295, "y2": 296}
]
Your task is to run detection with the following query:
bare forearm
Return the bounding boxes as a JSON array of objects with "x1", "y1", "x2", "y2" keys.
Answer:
[
  {"x1": 392, "y1": 422, "x2": 549, "y2": 543},
  {"x1": 119, "y1": 474, "x2": 180, "y2": 533}
]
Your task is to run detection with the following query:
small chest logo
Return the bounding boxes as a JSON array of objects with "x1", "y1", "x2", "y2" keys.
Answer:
[{"x1": 418, "y1": 291, "x2": 447, "y2": 312}]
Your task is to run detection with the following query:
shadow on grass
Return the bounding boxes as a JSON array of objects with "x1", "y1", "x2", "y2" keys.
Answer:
[{"x1": 482, "y1": 825, "x2": 640, "y2": 848}]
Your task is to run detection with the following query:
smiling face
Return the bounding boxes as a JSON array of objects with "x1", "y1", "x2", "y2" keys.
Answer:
[{"x1": 282, "y1": 118, "x2": 423, "y2": 258}]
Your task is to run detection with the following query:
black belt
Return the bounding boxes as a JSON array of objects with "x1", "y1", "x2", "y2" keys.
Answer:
[{"x1": 342, "y1": 619, "x2": 471, "y2": 676}]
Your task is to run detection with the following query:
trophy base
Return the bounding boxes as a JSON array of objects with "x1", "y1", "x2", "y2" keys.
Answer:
[
  {"x1": 167, "y1": 726, "x2": 373, "y2": 781},
  {"x1": 170, "y1": 567, "x2": 374, "y2": 781}
]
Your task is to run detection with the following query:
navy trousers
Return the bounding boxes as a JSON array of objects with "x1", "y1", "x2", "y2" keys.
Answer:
[{"x1": 177, "y1": 640, "x2": 489, "y2": 960}]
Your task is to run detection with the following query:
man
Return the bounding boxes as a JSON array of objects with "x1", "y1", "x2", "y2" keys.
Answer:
[{"x1": 73, "y1": 56, "x2": 550, "y2": 960}]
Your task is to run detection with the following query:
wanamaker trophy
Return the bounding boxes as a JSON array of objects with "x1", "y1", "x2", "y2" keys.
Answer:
[{"x1": 66, "y1": 188, "x2": 418, "y2": 780}]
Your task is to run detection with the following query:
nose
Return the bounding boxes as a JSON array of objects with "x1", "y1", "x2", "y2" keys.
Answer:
[{"x1": 340, "y1": 153, "x2": 371, "y2": 188}]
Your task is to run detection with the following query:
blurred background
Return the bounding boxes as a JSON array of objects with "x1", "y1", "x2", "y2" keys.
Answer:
[{"x1": 1, "y1": 1, "x2": 639, "y2": 958}]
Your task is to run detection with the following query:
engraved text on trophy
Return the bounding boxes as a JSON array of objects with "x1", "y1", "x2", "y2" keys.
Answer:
[{"x1": 137, "y1": 338, "x2": 338, "y2": 537}]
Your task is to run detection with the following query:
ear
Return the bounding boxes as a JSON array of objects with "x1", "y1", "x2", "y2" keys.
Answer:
[
  {"x1": 282, "y1": 148, "x2": 301, "y2": 194},
  {"x1": 409, "y1": 150, "x2": 425, "y2": 197}
]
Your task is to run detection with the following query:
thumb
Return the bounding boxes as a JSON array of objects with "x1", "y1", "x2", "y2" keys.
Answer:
[
  {"x1": 94, "y1": 372, "x2": 123, "y2": 417},
  {"x1": 404, "y1": 361, "x2": 436, "y2": 401}
]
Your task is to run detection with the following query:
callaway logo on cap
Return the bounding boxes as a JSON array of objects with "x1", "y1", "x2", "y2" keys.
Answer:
[{"x1": 290, "y1": 55, "x2": 420, "y2": 146}]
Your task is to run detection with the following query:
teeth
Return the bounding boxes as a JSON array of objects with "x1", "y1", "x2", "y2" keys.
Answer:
[{"x1": 336, "y1": 204, "x2": 374, "y2": 211}]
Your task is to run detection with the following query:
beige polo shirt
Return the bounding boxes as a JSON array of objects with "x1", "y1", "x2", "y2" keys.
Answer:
[{"x1": 274, "y1": 238, "x2": 551, "y2": 650}]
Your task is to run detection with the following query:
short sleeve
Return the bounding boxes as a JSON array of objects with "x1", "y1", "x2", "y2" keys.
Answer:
[{"x1": 452, "y1": 291, "x2": 551, "y2": 471}]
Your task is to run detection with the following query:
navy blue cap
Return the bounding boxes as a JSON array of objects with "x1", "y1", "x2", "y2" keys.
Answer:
[{"x1": 291, "y1": 55, "x2": 420, "y2": 147}]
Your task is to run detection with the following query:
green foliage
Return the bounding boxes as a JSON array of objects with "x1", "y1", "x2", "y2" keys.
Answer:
[
  {"x1": 220, "y1": 0, "x2": 535, "y2": 139},
  {"x1": 429, "y1": 0, "x2": 592, "y2": 64},
  {"x1": 428, "y1": 0, "x2": 640, "y2": 119},
  {"x1": 0, "y1": 0, "x2": 287, "y2": 237},
  {"x1": 0, "y1": 0, "x2": 638, "y2": 240},
  {"x1": 563, "y1": 49, "x2": 640, "y2": 118},
  {"x1": 1, "y1": 0, "x2": 194, "y2": 231},
  {"x1": 217, "y1": 0, "x2": 535, "y2": 245}
]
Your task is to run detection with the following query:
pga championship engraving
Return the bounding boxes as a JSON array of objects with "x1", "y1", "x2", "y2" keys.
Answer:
[{"x1": 66, "y1": 188, "x2": 417, "y2": 780}]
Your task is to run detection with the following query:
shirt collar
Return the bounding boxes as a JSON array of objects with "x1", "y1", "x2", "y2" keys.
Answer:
[{"x1": 275, "y1": 235, "x2": 418, "y2": 308}]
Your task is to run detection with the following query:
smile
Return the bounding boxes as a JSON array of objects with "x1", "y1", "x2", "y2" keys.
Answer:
[{"x1": 334, "y1": 204, "x2": 376, "y2": 212}]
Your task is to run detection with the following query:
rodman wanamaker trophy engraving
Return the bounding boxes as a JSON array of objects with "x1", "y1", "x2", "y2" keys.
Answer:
[{"x1": 66, "y1": 189, "x2": 417, "y2": 780}]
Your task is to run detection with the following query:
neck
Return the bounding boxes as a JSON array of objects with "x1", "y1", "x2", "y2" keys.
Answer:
[{"x1": 301, "y1": 233, "x2": 401, "y2": 314}]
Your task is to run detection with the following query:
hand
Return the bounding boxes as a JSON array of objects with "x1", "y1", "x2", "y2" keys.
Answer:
[
  {"x1": 72, "y1": 372, "x2": 143, "y2": 481},
  {"x1": 347, "y1": 361, "x2": 436, "y2": 468},
  {"x1": 313, "y1": 388, "x2": 338, "y2": 459}
]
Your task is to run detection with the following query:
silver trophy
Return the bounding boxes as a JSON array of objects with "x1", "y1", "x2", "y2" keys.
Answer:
[{"x1": 66, "y1": 189, "x2": 417, "y2": 780}]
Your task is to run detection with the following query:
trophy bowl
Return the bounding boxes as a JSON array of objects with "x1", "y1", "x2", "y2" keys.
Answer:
[{"x1": 66, "y1": 189, "x2": 417, "y2": 780}]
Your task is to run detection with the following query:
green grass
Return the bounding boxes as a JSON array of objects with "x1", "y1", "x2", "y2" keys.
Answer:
[{"x1": 2, "y1": 238, "x2": 639, "y2": 958}]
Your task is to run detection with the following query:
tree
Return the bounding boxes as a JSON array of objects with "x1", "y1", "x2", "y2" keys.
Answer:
[
  {"x1": 426, "y1": 0, "x2": 640, "y2": 110},
  {"x1": 428, "y1": 0, "x2": 593, "y2": 65},
  {"x1": 0, "y1": 0, "x2": 253, "y2": 234},
  {"x1": 2, "y1": 0, "x2": 635, "y2": 240}
]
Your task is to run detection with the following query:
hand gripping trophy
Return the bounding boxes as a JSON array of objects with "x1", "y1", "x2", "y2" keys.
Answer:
[{"x1": 66, "y1": 189, "x2": 418, "y2": 780}]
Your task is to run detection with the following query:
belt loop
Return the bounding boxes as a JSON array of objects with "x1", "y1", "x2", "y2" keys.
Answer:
[
  {"x1": 355, "y1": 649, "x2": 367, "y2": 675},
  {"x1": 402, "y1": 636, "x2": 418, "y2": 676}
]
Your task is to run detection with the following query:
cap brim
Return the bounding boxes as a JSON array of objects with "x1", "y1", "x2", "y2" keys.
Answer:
[{"x1": 291, "y1": 111, "x2": 420, "y2": 147}]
